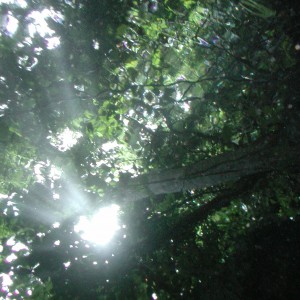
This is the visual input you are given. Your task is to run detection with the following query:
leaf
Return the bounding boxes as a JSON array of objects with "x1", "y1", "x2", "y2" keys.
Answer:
[
  {"x1": 189, "y1": 6, "x2": 207, "y2": 23},
  {"x1": 181, "y1": 0, "x2": 196, "y2": 9},
  {"x1": 125, "y1": 59, "x2": 139, "y2": 69},
  {"x1": 240, "y1": 0, "x2": 276, "y2": 19},
  {"x1": 152, "y1": 50, "x2": 161, "y2": 67},
  {"x1": 116, "y1": 24, "x2": 128, "y2": 38}
]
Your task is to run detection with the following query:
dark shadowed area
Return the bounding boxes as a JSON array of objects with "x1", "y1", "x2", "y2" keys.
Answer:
[{"x1": 0, "y1": 0, "x2": 300, "y2": 299}]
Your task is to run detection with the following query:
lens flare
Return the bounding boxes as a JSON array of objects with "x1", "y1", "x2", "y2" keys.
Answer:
[{"x1": 74, "y1": 205, "x2": 120, "y2": 246}]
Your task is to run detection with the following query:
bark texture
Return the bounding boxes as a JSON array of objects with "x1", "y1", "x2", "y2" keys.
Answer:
[{"x1": 113, "y1": 144, "x2": 300, "y2": 202}]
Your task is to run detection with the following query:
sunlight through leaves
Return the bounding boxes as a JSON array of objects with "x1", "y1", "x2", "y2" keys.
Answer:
[{"x1": 74, "y1": 205, "x2": 120, "y2": 246}]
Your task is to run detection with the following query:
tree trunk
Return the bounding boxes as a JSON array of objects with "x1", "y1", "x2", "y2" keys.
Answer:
[{"x1": 113, "y1": 144, "x2": 300, "y2": 202}]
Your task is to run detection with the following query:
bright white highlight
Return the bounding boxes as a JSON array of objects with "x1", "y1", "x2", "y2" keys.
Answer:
[
  {"x1": 5, "y1": 253, "x2": 18, "y2": 263},
  {"x1": 0, "y1": 0, "x2": 27, "y2": 8},
  {"x1": 26, "y1": 9, "x2": 62, "y2": 49},
  {"x1": 63, "y1": 261, "x2": 71, "y2": 269},
  {"x1": 52, "y1": 222, "x2": 60, "y2": 228},
  {"x1": 33, "y1": 160, "x2": 62, "y2": 183},
  {"x1": 102, "y1": 140, "x2": 119, "y2": 152},
  {"x1": 0, "y1": 273, "x2": 13, "y2": 292},
  {"x1": 6, "y1": 15, "x2": 18, "y2": 34},
  {"x1": 45, "y1": 36, "x2": 60, "y2": 49},
  {"x1": 49, "y1": 127, "x2": 82, "y2": 152},
  {"x1": 74, "y1": 205, "x2": 120, "y2": 246}
]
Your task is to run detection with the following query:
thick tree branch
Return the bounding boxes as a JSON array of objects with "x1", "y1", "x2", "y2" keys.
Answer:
[{"x1": 111, "y1": 144, "x2": 300, "y2": 203}]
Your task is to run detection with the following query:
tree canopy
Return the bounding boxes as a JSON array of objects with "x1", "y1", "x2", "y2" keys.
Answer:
[{"x1": 0, "y1": 0, "x2": 300, "y2": 299}]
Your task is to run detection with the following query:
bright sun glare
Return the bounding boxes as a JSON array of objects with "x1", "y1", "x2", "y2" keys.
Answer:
[{"x1": 74, "y1": 205, "x2": 120, "y2": 246}]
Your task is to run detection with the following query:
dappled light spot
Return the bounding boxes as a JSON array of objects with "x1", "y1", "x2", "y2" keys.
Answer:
[
  {"x1": 152, "y1": 292, "x2": 158, "y2": 300},
  {"x1": 102, "y1": 140, "x2": 119, "y2": 152},
  {"x1": 1, "y1": 0, "x2": 299, "y2": 298},
  {"x1": 6, "y1": 237, "x2": 15, "y2": 246},
  {"x1": 33, "y1": 161, "x2": 62, "y2": 183},
  {"x1": 45, "y1": 36, "x2": 60, "y2": 49},
  {"x1": 53, "y1": 240, "x2": 60, "y2": 246},
  {"x1": 74, "y1": 205, "x2": 120, "y2": 246},
  {"x1": 63, "y1": 261, "x2": 71, "y2": 269},
  {"x1": 0, "y1": 273, "x2": 13, "y2": 292},
  {"x1": 52, "y1": 222, "x2": 60, "y2": 228},
  {"x1": 53, "y1": 193, "x2": 60, "y2": 200},
  {"x1": 0, "y1": 103, "x2": 8, "y2": 116},
  {"x1": 1, "y1": 13, "x2": 18, "y2": 35},
  {"x1": 27, "y1": 9, "x2": 61, "y2": 38},
  {"x1": 12, "y1": 242, "x2": 28, "y2": 252},
  {"x1": 93, "y1": 39, "x2": 100, "y2": 50},
  {"x1": 0, "y1": 0, "x2": 27, "y2": 8},
  {"x1": 48, "y1": 127, "x2": 82, "y2": 152},
  {"x1": 5, "y1": 253, "x2": 17, "y2": 263}
]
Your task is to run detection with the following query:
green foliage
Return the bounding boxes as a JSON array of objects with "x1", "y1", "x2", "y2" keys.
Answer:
[
  {"x1": 0, "y1": 219, "x2": 13, "y2": 240},
  {"x1": 31, "y1": 279, "x2": 53, "y2": 300},
  {"x1": 0, "y1": 0, "x2": 299, "y2": 298},
  {"x1": 240, "y1": 0, "x2": 276, "y2": 19}
]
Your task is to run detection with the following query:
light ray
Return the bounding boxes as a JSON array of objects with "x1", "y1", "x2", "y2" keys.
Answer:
[{"x1": 74, "y1": 205, "x2": 120, "y2": 246}]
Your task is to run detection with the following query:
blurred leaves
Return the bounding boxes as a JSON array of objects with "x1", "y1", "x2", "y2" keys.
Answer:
[{"x1": 0, "y1": 0, "x2": 299, "y2": 298}]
